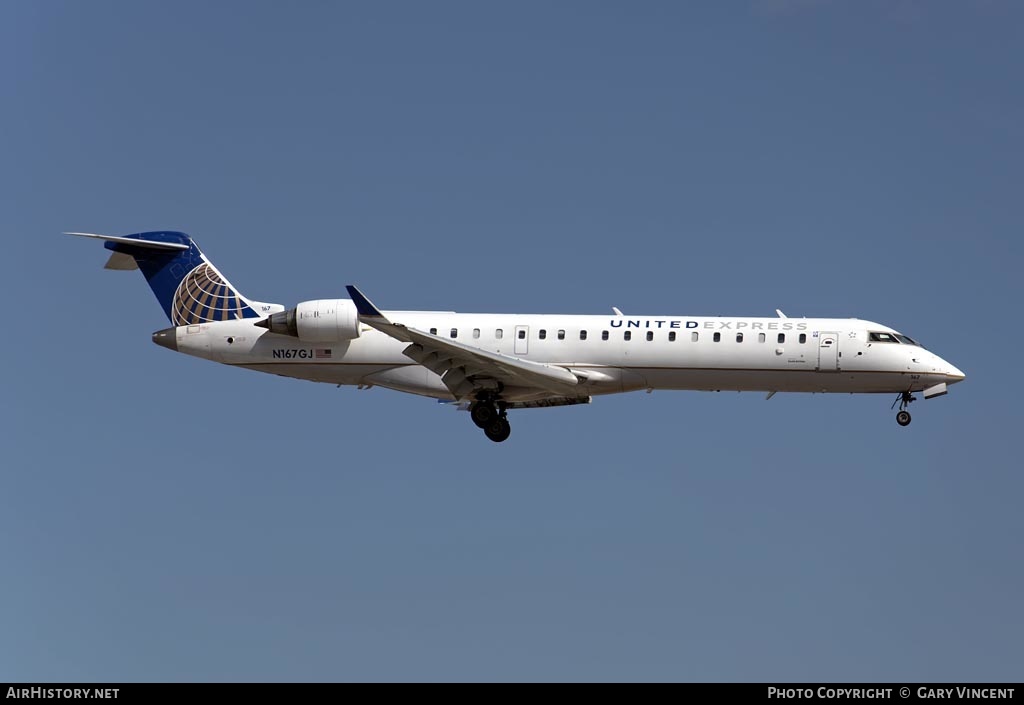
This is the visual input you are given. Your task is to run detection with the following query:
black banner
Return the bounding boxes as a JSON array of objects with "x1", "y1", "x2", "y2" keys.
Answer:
[{"x1": 2, "y1": 683, "x2": 1022, "y2": 696}]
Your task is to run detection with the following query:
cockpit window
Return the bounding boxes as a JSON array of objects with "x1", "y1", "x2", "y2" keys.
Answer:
[
  {"x1": 869, "y1": 332, "x2": 900, "y2": 343},
  {"x1": 894, "y1": 334, "x2": 921, "y2": 347}
]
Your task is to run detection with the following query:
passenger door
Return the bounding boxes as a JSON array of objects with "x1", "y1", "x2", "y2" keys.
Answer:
[{"x1": 817, "y1": 331, "x2": 839, "y2": 371}]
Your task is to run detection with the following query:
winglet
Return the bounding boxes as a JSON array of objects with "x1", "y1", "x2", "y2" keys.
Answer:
[{"x1": 346, "y1": 285, "x2": 387, "y2": 320}]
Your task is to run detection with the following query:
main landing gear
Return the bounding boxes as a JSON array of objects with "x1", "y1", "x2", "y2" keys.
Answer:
[
  {"x1": 470, "y1": 396, "x2": 511, "y2": 443},
  {"x1": 891, "y1": 391, "x2": 916, "y2": 427}
]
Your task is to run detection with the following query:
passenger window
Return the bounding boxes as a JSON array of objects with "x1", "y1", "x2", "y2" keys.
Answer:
[
  {"x1": 430, "y1": 328, "x2": 437, "y2": 335},
  {"x1": 557, "y1": 330, "x2": 565, "y2": 340},
  {"x1": 602, "y1": 331, "x2": 609, "y2": 341},
  {"x1": 778, "y1": 333, "x2": 785, "y2": 344},
  {"x1": 539, "y1": 329, "x2": 546, "y2": 340},
  {"x1": 450, "y1": 328, "x2": 458, "y2": 338},
  {"x1": 518, "y1": 330, "x2": 526, "y2": 340},
  {"x1": 669, "y1": 331, "x2": 676, "y2": 342},
  {"x1": 799, "y1": 333, "x2": 806, "y2": 344},
  {"x1": 736, "y1": 333, "x2": 744, "y2": 343},
  {"x1": 473, "y1": 328, "x2": 480, "y2": 339},
  {"x1": 624, "y1": 331, "x2": 632, "y2": 341},
  {"x1": 580, "y1": 330, "x2": 588, "y2": 341},
  {"x1": 646, "y1": 331, "x2": 653, "y2": 341},
  {"x1": 713, "y1": 332, "x2": 721, "y2": 342},
  {"x1": 496, "y1": 329, "x2": 503, "y2": 340},
  {"x1": 691, "y1": 332, "x2": 699, "y2": 342},
  {"x1": 758, "y1": 333, "x2": 766, "y2": 343}
]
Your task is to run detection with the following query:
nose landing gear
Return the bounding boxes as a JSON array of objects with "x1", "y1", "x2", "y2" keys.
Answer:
[{"x1": 891, "y1": 391, "x2": 916, "y2": 426}]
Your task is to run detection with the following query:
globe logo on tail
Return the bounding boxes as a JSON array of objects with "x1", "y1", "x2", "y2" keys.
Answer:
[{"x1": 171, "y1": 263, "x2": 248, "y2": 325}]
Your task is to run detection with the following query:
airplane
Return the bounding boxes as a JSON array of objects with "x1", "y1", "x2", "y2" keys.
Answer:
[{"x1": 70, "y1": 230, "x2": 966, "y2": 442}]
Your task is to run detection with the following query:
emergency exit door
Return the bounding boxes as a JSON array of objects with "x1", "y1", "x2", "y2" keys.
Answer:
[{"x1": 514, "y1": 325, "x2": 529, "y2": 355}]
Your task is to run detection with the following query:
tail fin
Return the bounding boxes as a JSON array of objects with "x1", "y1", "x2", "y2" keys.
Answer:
[{"x1": 68, "y1": 231, "x2": 262, "y2": 325}]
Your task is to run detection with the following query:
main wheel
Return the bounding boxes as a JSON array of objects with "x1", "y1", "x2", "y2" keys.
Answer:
[
  {"x1": 483, "y1": 417, "x2": 511, "y2": 443},
  {"x1": 470, "y1": 402, "x2": 497, "y2": 428},
  {"x1": 896, "y1": 410, "x2": 912, "y2": 427}
]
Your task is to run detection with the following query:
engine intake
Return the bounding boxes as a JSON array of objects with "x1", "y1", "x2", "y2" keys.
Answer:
[{"x1": 255, "y1": 299, "x2": 361, "y2": 342}]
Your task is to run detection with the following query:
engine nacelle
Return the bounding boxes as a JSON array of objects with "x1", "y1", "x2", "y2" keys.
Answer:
[{"x1": 256, "y1": 299, "x2": 361, "y2": 342}]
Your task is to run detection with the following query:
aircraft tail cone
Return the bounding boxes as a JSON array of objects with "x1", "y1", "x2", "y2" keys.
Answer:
[{"x1": 151, "y1": 328, "x2": 178, "y2": 352}]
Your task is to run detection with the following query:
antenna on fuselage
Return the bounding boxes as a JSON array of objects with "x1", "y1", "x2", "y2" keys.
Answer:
[
  {"x1": 776, "y1": 309, "x2": 787, "y2": 318},
  {"x1": 612, "y1": 307, "x2": 624, "y2": 316}
]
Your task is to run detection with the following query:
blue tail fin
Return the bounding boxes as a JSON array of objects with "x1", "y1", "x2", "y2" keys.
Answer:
[{"x1": 70, "y1": 231, "x2": 261, "y2": 324}]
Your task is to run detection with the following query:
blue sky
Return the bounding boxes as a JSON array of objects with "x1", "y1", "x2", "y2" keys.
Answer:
[{"x1": 2, "y1": 1, "x2": 1021, "y2": 682}]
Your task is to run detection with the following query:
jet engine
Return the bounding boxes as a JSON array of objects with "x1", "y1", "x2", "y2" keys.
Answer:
[{"x1": 254, "y1": 299, "x2": 361, "y2": 342}]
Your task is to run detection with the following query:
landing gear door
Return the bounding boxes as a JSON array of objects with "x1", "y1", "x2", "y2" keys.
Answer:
[
  {"x1": 514, "y1": 325, "x2": 529, "y2": 356},
  {"x1": 817, "y1": 331, "x2": 839, "y2": 371}
]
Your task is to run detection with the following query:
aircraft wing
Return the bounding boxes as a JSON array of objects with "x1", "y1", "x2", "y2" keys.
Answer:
[{"x1": 346, "y1": 285, "x2": 584, "y2": 400}]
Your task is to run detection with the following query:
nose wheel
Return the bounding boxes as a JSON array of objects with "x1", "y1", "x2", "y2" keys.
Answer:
[{"x1": 891, "y1": 391, "x2": 916, "y2": 427}]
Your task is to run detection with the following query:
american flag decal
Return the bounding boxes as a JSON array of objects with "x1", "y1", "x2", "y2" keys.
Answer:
[{"x1": 315, "y1": 349, "x2": 332, "y2": 359}]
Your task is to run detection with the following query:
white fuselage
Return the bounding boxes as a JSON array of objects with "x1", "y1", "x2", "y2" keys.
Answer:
[{"x1": 158, "y1": 311, "x2": 966, "y2": 402}]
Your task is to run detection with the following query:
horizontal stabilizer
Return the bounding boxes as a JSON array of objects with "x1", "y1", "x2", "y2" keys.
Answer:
[
  {"x1": 65, "y1": 232, "x2": 189, "y2": 251},
  {"x1": 104, "y1": 252, "x2": 139, "y2": 270}
]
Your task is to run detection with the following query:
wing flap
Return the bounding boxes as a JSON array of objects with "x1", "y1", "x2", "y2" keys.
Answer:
[{"x1": 346, "y1": 285, "x2": 583, "y2": 399}]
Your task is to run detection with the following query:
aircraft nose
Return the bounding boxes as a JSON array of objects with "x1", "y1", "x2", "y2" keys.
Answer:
[
  {"x1": 946, "y1": 362, "x2": 966, "y2": 383},
  {"x1": 152, "y1": 327, "x2": 178, "y2": 352}
]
